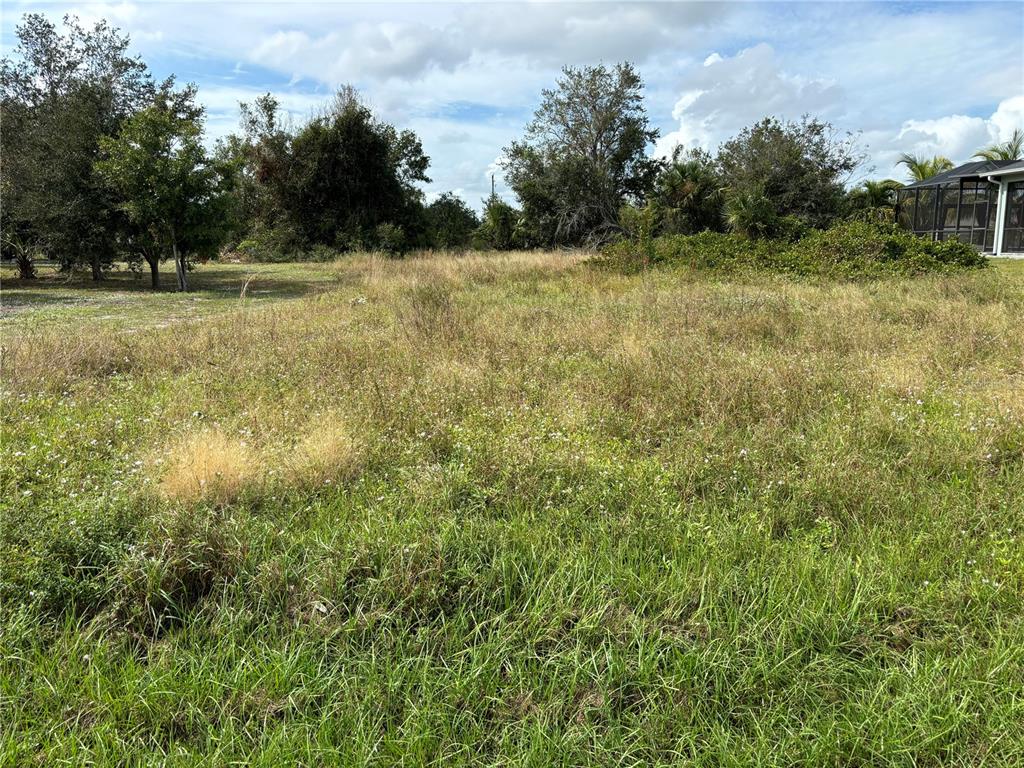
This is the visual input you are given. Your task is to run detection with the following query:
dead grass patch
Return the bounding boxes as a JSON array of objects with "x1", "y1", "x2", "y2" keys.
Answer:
[
  {"x1": 286, "y1": 417, "x2": 365, "y2": 488},
  {"x1": 158, "y1": 429, "x2": 255, "y2": 505}
]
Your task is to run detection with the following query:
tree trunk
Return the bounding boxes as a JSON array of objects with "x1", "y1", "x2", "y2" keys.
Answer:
[
  {"x1": 173, "y1": 240, "x2": 188, "y2": 292},
  {"x1": 91, "y1": 252, "x2": 102, "y2": 281},
  {"x1": 146, "y1": 254, "x2": 160, "y2": 290}
]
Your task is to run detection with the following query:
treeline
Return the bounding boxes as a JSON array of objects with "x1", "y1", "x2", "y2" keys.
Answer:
[
  {"x1": 0, "y1": 15, "x2": 474, "y2": 288},
  {"x1": 4, "y1": 14, "x2": 1007, "y2": 290},
  {"x1": 1, "y1": 16, "x2": 227, "y2": 288}
]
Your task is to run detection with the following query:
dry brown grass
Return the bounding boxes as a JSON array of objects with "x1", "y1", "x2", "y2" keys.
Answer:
[
  {"x1": 158, "y1": 428, "x2": 255, "y2": 506},
  {"x1": 285, "y1": 416, "x2": 365, "y2": 488},
  {"x1": 4, "y1": 252, "x2": 1023, "y2": 444}
]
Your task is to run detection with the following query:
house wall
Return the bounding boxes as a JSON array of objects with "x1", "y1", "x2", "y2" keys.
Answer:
[{"x1": 991, "y1": 172, "x2": 1024, "y2": 258}]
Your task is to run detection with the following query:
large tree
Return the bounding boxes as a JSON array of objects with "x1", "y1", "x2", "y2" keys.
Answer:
[
  {"x1": 233, "y1": 93, "x2": 294, "y2": 235},
  {"x1": 227, "y1": 88, "x2": 431, "y2": 253},
  {"x1": 502, "y1": 62, "x2": 660, "y2": 246},
  {"x1": 425, "y1": 193, "x2": 479, "y2": 250},
  {"x1": 0, "y1": 14, "x2": 153, "y2": 279},
  {"x1": 717, "y1": 116, "x2": 862, "y2": 230},
  {"x1": 95, "y1": 86, "x2": 227, "y2": 290}
]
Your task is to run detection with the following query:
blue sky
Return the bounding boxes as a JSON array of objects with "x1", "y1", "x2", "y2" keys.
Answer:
[{"x1": 2, "y1": 1, "x2": 1022, "y2": 206}]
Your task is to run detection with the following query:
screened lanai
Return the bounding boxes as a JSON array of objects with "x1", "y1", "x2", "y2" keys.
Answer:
[{"x1": 895, "y1": 159, "x2": 1024, "y2": 256}]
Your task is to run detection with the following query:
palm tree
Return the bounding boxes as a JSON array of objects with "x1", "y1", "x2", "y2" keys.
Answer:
[
  {"x1": 724, "y1": 188, "x2": 777, "y2": 239},
  {"x1": 897, "y1": 154, "x2": 954, "y2": 183},
  {"x1": 973, "y1": 129, "x2": 1024, "y2": 162},
  {"x1": 654, "y1": 148, "x2": 724, "y2": 234},
  {"x1": 855, "y1": 178, "x2": 903, "y2": 208}
]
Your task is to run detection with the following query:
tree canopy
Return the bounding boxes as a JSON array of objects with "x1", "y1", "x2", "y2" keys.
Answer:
[
  {"x1": 652, "y1": 147, "x2": 724, "y2": 235},
  {"x1": 973, "y1": 129, "x2": 1024, "y2": 162},
  {"x1": 717, "y1": 116, "x2": 862, "y2": 231},
  {"x1": 95, "y1": 86, "x2": 228, "y2": 290},
  {"x1": 897, "y1": 154, "x2": 954, "y2": 183},
  {"x1": 1, "y1": 13, "x2": 154, "y2": 279},
  {"x1": 230, "y1": 89, "x2": 431, "y2": 255},
  {"x1": 4, "y1": 10, "x2": 1014, "y2": 281},
  {"x1": 425, "y1": 193, "x2": 480, "y2": 250},
  {"x1": 502, "y1": 62, "x2": 660, "y2": 246}
]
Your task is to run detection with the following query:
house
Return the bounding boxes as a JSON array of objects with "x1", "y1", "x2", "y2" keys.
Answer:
[{"x1": 895, "y1": 160, "x2": 1024, "y2": 257}]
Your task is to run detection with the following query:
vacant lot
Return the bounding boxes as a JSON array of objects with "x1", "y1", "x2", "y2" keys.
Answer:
[{"x1": 2, "y1": 254, "x2": 1023, "y2": 765}]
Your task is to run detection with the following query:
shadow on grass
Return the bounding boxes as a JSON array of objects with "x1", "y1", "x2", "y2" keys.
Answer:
[{"x1": 2, "y1": 263, "x2": 337, "y2": 303}]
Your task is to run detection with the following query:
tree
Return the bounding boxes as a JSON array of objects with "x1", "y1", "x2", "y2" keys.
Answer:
[
  {"x1": 95, "y1": 86, "x2": 226, "y2": 290},
  {"x1": 501, "y1": 62, "x2": 660, "y2": 246},
  {"x1": 847, "y1": 178, "x2": 903, "y2": 210},
  {"x1": 226, "y1": 87, "x2": 431, "y2": 253},
  {"x1": 0, "y1": 14, "x2": 153, "y2": 279},
  {"x1": 724, "y1": 188, "x2": 779, "y2": 239},
  {"x1": 425, "y1": 193, "x2": 479, "y2": 249},
  {"x1": 234, "y1": 93, "x2": 294, "y2": 233},
  {"x1": 473, "y1": 195, "x2": 524, "y2": 251},
  {"x1": 716, "y1": 116, "x2": 862, "y2": 230},
  {"x1": 897, "y1": 153, "x2": 954, "y2": 183},
  {"x1": 653, "y1": 147, "x2": 724, "y2": 234},
  {"x1": 1, "y1": 232, "x2": 38, "y2": 279},
  {"x1": 973, "y1": 129, "x2": 1024, "y2": 162}
]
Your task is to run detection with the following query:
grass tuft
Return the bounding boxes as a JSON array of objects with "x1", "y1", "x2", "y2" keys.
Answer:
[
  {"x1": 286, "y1": 415, "x2": 365, "y2": 488},
  {"x1": 158, "y1": 428, "x2": 255, "y2": 506}
]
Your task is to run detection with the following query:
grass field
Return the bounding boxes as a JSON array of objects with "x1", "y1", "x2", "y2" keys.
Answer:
[{"x1": 2, "y1": 253, "x2": 1023, "y2": 765}]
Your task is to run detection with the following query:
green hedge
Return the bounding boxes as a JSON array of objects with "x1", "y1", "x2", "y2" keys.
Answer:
[{"x1": 601, "y1": 221, "x2": 988, "y2": 279}]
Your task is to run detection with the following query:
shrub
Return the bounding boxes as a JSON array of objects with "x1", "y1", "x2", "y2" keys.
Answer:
[
  {"x1": 600, "y1": 220, "x2": 987, "y2": 279},
  {"x1": 653, "y1": 147, "x2": 724, "y2": 235},
  {"x1": 787, "y1": 220, "x2": 987, "y2": 278},
  {"x1": 724, "y1": 189, "x2": 779, "y2": 239},
  {"x1": 374, "y1": 223, "x2": 407, "y2": 256},
  {"x1": 235, "y1": 224, "x2": 305, "y2": 262},
  {"x1": 234, "y1": 225, "x2": 342, "y2": 262}
]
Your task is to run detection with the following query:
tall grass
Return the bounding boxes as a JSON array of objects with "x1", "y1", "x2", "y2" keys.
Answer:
[{"x1": 1, "y1": 253, "x2": 1022, "y2": 765}]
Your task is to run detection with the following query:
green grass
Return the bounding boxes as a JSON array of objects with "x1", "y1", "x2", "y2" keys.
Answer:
[{"x1": 2, "y1": 253, "x2": 1023, "y2": 765}]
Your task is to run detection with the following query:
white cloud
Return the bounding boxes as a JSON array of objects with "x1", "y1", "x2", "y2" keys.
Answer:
[
  {"x1": 896, "y1": 115, "x2": 993, "y2": 164},
  {"x1": 655, "y1": 44, "x2": 843, "y2": 157},
  {"x1": 990, "y1": 95, "x2": 1024, "y2": 142},
  {"x1": 875, "y1": 95, "x2": 1024, "y2": 180},
  {"x1": 2, "y1": 1, "x2": 1021, "y2": 203}
]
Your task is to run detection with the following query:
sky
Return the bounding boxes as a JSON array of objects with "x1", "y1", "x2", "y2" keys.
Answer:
[{"x1": 2, "y1": 1, "x2": 1022, "y2": 207}]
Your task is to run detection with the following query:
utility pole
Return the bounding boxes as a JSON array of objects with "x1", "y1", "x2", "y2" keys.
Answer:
[{"x1": 491, "y1": 174, "x2": 495, "y2": 199}]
